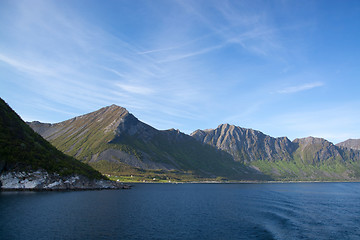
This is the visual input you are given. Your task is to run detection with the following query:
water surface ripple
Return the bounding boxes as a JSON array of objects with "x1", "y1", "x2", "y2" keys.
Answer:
[{"x1": 1, "y1": 183, "x2": 360, "y2": 240}]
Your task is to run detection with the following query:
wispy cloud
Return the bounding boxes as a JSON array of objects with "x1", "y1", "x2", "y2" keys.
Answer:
[
  {"x1": 277, "y1": 82, "x2": 324, "y2": 94},
  {"x1": 138, "y1": 46, "x2": 180, "y2": 55},
  {"x1": 0, "y1": 0, "x2": 215, "y2": 127},
  {"x1": 137, "y1": 28, "x2": 221, "y2": 55},
  {"x1": 116, "y1": 83, "x2": 155, "y2": 95},
  {"x1": 158, "y1": 43, "x2": 226, "y2": 63},
  {"x1": 175, "y1": 0, "x2": 282, "y2": 58},
  {"x1": 0, "y1": 53, "x2": 55, "y2": 76},
  {"x1": 3, "y1": 0, "x2": 349, "y2": 142}
]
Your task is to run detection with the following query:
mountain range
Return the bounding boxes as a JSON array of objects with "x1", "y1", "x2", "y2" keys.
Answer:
[
  {"x1": 27, "y1": 104, "x2": 360, "y2": 181},
  {"x1": 28, "y1": 105, "x2": 265, "y2": 181}
]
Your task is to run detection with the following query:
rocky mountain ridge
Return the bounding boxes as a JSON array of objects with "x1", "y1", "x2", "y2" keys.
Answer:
[
  {"x1": 337, "y1": 139, "x2": 360, "y2": 151},
  {"x1": 191, "y1": 123, "x2": 295, "y2": 163},
  {"x1": 28, "y1": 104, "x2": 360, "y2": 181},
  {"x1": 29, "y1": 105, "x2": 264, "y2": 180},
  {"x1": 192, "y1": 125, "x2": 360, "y2": 180}
]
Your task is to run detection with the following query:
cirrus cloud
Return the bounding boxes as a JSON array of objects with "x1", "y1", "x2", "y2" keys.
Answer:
[{"x1": 277, "y1": 82, "x2": 324, "y2": 94}]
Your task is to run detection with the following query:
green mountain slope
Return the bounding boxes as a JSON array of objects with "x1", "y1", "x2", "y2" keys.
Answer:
[
  {"x1": 28, "y1": 104, "x2": 360, "y2": 181},
  {"x1": 192, "y1": 125, "x2": 360, "y2": 181},
  {"x1": 28, "y1": 105, "x2": 269, "y2": 181},
  {"x1": 0, "y1": 98, "x2": 104, "y2": 180}
]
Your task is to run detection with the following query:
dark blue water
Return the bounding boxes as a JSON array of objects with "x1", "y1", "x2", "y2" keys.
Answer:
[{"x1": 1, "y1": 183, "x2": 360, "y2": 240}]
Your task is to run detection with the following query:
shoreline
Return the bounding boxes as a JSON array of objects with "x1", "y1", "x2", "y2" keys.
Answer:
[
  {"x1": 3, "y1": 180, "x2": 359, "y2": 191},
  {"x1": 0, "y1": 184, "x2": 132, "y2": 192},
  {"x1": 120, "y1": 180, "x2": 360, "y2": 184}
]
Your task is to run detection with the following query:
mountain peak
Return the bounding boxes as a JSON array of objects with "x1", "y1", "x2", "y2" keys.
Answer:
[
  {"x1": 101, "y1": 104, "x2": 128, "y2": 113},
  {"x1": 106, "y1": 104, "x2": 124, "y2": 109},
  {"x1": 191, "y1": 123, "x2": 294, "y2": 162},
  {"x1": 336, "y1": 139, "x2": 360, "y2": 150},
  {"x1": 79, "y1": 104, "x2": 129, "y2": 123},
  {"x1": 218, "y1": 123, "x2": 231, "y2": 128},
  {"x1": 293, "y1": 136, "x2": 332, "y2": 146}
]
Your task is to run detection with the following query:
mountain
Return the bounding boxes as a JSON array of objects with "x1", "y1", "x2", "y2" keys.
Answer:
[
  {"x1": 292, "y1": 137, "x2": 349, "y2": 164},
  {"x1": 337, "y1": 139, "x2": 360, "y2": 150},
  {"x1": 27, "y1": 104, "x2": 360, "y2": 181},
  {"x1": 191, "y1": 124, "x2": 295, "y2": 162},
  {"x1": 28, "y1": 105, "x2": 267, "y2": 181},
  {"x1": 0, "y1": 98, "x2": 125, "y2": 190},
  {"x1": 191, "y1": 125, "x2": 360, "y2": 180}
]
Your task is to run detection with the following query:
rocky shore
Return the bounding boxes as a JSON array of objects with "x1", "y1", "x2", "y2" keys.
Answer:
[{"x1": 0, "y1": 171, "x2": 130, "y2": 190}]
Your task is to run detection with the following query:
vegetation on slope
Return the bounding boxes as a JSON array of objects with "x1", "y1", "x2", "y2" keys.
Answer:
[
  {"x1": 29, "y1": 105, "x2": 271, "y2": 181},
  {"x1": 249, "y1": 139, "x2": 360, "y2": 181},
  {"x1": 111, "y1": 131, "x2": 270, "y2": 180},
  {"x1": 27, "y1": 104, "x2": 360, "y2": 181},
  {"x1": 0, "y1": 98, "x2": 105, "y2": 180},
  {"x1": 29, "y1": 105, "x2": 142, "y2": 163},
  {"x1": 192, "y1": 125, "x2": 360, "y2": 181}
]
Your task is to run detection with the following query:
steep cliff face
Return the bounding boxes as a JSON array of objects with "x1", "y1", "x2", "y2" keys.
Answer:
[
  {"x1": 191, "y1": 124, "x2": 295, "y2": 163},
  {"x1": 29, "y1": 106, "x2": 264, "y2": 180},
  {"x1": 337, "y1": 139, "x2": 360, "y2": 151},
  {"x1": 292, "y1": 137, "x2": 345, "y2": 164},
  {"x1": 191, "y1": 125, "x2": 360, "y2": 180}
]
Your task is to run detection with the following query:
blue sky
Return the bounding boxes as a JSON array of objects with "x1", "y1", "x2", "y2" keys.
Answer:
[{"x1": 1, "y1": 0, "x2": 360, "y2": 143}]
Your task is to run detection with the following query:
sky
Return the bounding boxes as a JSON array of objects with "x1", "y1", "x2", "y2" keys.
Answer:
[{"x1": 1, "y1": 0, "x2": 360, "y2": 144}]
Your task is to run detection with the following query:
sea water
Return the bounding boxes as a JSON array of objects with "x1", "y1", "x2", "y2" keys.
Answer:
[{"x1": 1, "y1": 183, "x2": 360, "y2": 240}]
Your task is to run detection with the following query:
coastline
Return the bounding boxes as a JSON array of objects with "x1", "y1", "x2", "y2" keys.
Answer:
[
  {"x1": 118, "y1": 180, "x2": 360, "y2": 184},
  {"x1": 0, "y1": 185, "x2": 131, "y2": 192},
  {"x1": 0, "y1": 171, "x2": 132, "y2": 191}
]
